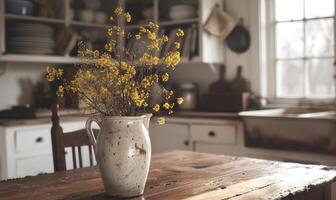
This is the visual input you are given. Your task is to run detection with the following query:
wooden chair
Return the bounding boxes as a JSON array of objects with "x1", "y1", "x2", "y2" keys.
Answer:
[{"x1": 51, "y1": 104, "x2": 98, "y2": 171}]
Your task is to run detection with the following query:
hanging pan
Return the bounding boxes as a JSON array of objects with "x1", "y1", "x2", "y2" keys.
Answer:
[{"x1": 225, "y1": 18, "x2": 251, "y2": 54}]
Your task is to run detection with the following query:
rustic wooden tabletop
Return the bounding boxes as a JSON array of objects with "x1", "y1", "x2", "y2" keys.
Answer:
[{"x1": 0, "y1": 150, "x2": 335, "y2": 200}]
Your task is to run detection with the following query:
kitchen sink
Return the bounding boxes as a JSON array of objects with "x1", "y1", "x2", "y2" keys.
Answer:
[{"x1": 239, "y1": 108, "x2": 336, "y2": 154}]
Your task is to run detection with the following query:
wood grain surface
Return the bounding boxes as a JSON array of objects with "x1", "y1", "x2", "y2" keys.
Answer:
[{"x1": 0, "y1": 151, "x2": 335, "y2": 200}]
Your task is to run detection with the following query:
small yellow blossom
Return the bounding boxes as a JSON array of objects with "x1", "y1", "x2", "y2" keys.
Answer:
[
  {"x1": 105, "y1": 42, "x2": 113, "y2": 52},
  {"x1": 168, "y1": 110, "x2": 173, "y2": 115},
  {"x1": 147, "y1": 31, "x2": 157, "y2": 41},
  {"x1": 46, "y1": 66, "x2": 63, "y2": 82},
  {"x1": 143, "y1": 102, "x2": 149, "y2": 107},
  {"x1": 157, "y1": 117, "x2": 165, "y2": 125},
  {"x1": 124, "y1": 12, "x2": 131, "y2": 22},
  {"x1": 162, "y1": 73, "x2": 169, "y2": 82},
  {"x1": 114, "y1": 7, "x2": 124, "y2": 15},
  {"x1": 139, "y1": 53, "x2": 159, "y2": 66},
  {"x1": 177, "y1": 97, "x2": 184, "y2": 105},
  {"x1": 163, "y1": 102, "x2": 170, "y2": 110},
  {"x1": 135, "y1": 34, "x2": 141, "y2": 40},
  {"x1": 163, "y1": 51, "x2": 181, "y2": 68},
  {"x1": 176, "y1": 29, "x2": 184, "y2": 37},
  {"x1": 141, "y1": 78, "x2": 151, "y2": 88},
  {"x1": 153, "y1": 104, "x2": 160, "y2": 112},
  {"x1": 107, "y1": 28, "x2": 113, "y2": 36},
  {"x1": 174, "y1": 42, "x2": 180, "y2": 49},
  {"x1": 57, "y1": 85, "x2": 65, "y2": 97},
  {"x1": 162, "y1": 35, "x2": 169, "y2": 42}
]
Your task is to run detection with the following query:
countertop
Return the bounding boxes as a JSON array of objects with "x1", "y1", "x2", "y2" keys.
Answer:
[
  {"x1": 0, "y1": 110, "x2": 240, "y2": 127},
  {"x1": 1, "y1": 150, "x2": 335, "y2": 200}
]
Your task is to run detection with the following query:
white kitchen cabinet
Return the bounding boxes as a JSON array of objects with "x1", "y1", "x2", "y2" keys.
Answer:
[
  {"x1": 150, "y1": 122, "x2": 190, "y2": 154},
  {"x1": 190, "y1": 120, "x2": 245, "y2": 157},
  {"x1": 149, "y1": 117, "x2": 244, "y2": 157},
  {"x1": 0, "y1": 118, "x2": 93, "y2": 180}
]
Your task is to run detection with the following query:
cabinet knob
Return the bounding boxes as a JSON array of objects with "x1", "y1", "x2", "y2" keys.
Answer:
[
  {"x1": 208, "y1": 131, "x2": 216, "y2": 137},
  {"x1": 184, "y1": 141, "x2": 189, "y2": 146},
  {"x1": 35, "y1": 137, "x2": 43, "y2": 143}
]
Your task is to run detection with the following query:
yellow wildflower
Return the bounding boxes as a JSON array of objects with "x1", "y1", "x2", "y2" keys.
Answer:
[
  {"x1": 168, "y1": 110, "x2": 173, "y2": 115},
  {"x1": 163, "y1": 51, "x2": 180, "y2": 68},
  {"x1": 114, "y1": 7, "x2": 124, "y2": 15},
  {"x1": 139, "y1": 53, "x2": 159, "y2": 66},
  {"x1": 177, "y1": 97, "x2": 184, "y2": 105},
  {"x1": 46, "y1": 66, "x2": 63, "y2": 82},
  {"x1": 105, "y1": 42, "x2": 113, "y2": 52},
  {"x1": 56, "y1": 85, "x2": 65, "y2": 97},
  {"x1": 135, "y1": 34, "x2": 141, "y2": 40},
  {"x1": 107, "y1": 28, "x2": 113, "y2": 36},
  {"x1": 141, "y1": 78, "x2": 151, "y2": 88},
  {"x1": 124, "y1": 12, "x2": 131, "y2": 22},
  {"x1": 162, "y1": 73, "x2": 169, "y2": 82},
  {"x1": 174, "y1": 42, "x2": 180, "y2": 49},
  {"x1": 131, "y1": 90, "x2": 144, "y2": 107},
  {"x1": 162, "y1": 35, "x2": 169, "y2": 42},
  {"x1": 93, "y1": 50, "x2": 99, "y2": 58},
  {"x1": 157, "y1": 117, "x2": 165, "y2": 125},
  {"x1": 147, "y1": 31, "x2": 157, "y2": 41},
  {"x1": 148, "y1": 22, "x2": 159, "y2": 30},
  {"x1": 153, "y1": 104, "x2": 160, "y2": 112},
  {"x1": 176, "y1": 28, "x2": 184, "y2": 37},
  {"x1": 163, "y1": 102, "x2": 170, "y2": 110}
]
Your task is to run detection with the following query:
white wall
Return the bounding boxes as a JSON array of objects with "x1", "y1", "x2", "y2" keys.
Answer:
[
  {"x1": 171, "y1": 0, "x2": 261, "y2": 97},
  {"x1": 0, "y1": 63, "x2": 46, "y2": 110}
]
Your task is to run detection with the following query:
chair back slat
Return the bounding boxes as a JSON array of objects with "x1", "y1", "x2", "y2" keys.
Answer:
[
  {"x1": 72, "y1": 146, "x2": 77, "y2": 169},
  {"x1": 89, "y1": 145, "x2": 94, "y2": 166},
  {"x1": 78, "y1": 147, "x2": 83, "y2": 168},
  {"x1": 51, "y1": 104, "x2": 98, "y2": 172}
]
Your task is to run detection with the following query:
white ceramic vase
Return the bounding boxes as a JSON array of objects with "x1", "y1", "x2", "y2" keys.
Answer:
[{"x1": 86, "y1": 114, "x2": 152, "y2": 198}]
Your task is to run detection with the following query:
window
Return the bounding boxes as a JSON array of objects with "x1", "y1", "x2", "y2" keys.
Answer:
[{"x1": 273, "y1": 0, "x2": 335, "y2": 99}]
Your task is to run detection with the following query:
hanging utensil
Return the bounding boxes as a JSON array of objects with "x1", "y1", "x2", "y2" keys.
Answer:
[{"x1": 225, "y1": 18, "x2": 251, "y2": 54}]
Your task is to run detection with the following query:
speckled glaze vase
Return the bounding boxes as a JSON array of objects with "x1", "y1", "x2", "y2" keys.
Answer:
[{"x1": 85, "y1": 114, "x2": 152, "y2": 198}]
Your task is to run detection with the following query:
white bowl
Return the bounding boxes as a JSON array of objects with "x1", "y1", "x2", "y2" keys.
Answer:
[
  {"x1": 142, "y1": 7, "x2": 154, "y2": 19},
  {"x1": 95, "y1": 11, "x2": 107, "y2": 24},
  {"x1": 83, "y1": 0, "x2": 101, "y2": 10},
  {"x1": 78, "y1": 9, "x2": 94, "y2": 22},
  {"x1": 169, "y1": 9, "x2": 196, "y2": 20}
]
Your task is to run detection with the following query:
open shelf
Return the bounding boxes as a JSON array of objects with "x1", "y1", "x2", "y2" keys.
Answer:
[
  {"x1": 0, "y1": 0, "x2": 224, "y2": 64},
  {"x1": 70, "y1": 21, "x2": 110, "y2": 29},
  {"x1": 0, "y1": 54, "x2": 83, "y2": 64},
  {"x1": 158, "y1": 18, "x2": 199, "y2": 26},
  {"x1": 5, "y1": 14, "x2": 65, "y2": 25}
]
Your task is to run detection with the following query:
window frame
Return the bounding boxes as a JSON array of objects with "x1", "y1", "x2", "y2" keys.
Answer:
[{"x1": 264, "y1": 0, "x2": 336, "y2": 104}]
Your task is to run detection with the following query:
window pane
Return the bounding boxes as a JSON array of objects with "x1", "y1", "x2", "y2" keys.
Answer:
[
  {"x1": 276, "y1": 60, "x2": 305, "y2": 98},
  {"x1": 275, "y1": 0, "x2": 304, "y2": 21},
  {"x1": 276, "y1": 22, "x2": 304, "y2": 59},
  {"x1": 305, "y1": 0, "x2": 334, "y2": 18},
  {"x1": 307, "y1": 58, "x2": 335, "y2": 98},
  {"x1": 306, "y1": 19, "x2": 334, "y2": 57}
]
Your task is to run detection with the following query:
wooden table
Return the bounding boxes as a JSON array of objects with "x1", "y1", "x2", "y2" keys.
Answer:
[{"x1": 0, "y1": 151, "x2": 336, "y2": 200}]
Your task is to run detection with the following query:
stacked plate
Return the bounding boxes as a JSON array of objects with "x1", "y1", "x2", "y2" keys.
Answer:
[
  {"x1": 169, "y1": 4, "x2": 197, "y2": 21},
  {"x1": 7, "y1": 23, "x2": 55, "y2": 54}
]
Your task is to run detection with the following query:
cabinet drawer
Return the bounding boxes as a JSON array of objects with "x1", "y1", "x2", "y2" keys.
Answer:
[
  {"x1": 15, "y1": 128, "x2": 52, "y2": 154},
  {"x1": 16, "y1": 155, "x2": 53, "y2": 177},
  {"x1": 191, "y1": 124, "x2": 236, "y2": 145}
]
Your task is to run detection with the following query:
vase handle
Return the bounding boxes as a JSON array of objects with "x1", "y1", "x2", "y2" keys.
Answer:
[{"x1": 85, "y1": 116, "x2": 101, "y2": 156}]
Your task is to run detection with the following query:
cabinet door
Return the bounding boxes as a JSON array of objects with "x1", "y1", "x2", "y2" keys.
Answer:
[
  {"x1": 149, "y1": 122, "x2": 189, "y2": 154},
  {"x1": 16, "y1": 154, "x2": 53, "y2": 178}
]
